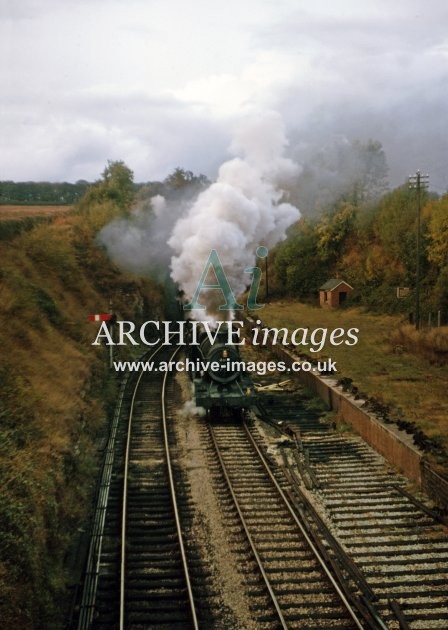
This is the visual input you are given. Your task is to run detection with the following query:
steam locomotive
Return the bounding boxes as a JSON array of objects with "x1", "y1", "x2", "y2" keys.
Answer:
[{"x1": 187, "y1": 321, "x2": 256, "y2": 419}]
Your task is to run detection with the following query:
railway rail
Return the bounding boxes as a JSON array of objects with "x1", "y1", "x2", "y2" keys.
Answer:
[
  {"x1": 208, "y1": 419, "x2": 368, "y2": 629},
  {"x1": 75, "y1": 341, "x2": 448, "y2": 629},
  {"x1": 257, "y1": 384, "x2": 448, "y2": 629},
  {"x1": 76, "y1": 343, "x2": 199, "y2": 629}
]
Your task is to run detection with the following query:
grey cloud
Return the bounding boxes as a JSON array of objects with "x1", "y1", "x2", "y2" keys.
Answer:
[
  {"x1": 257, "y1": 4, "x2": 448, "y2": 194},
  {"x1": 0, "y1": 85, "x2": 231, "y2": 181},
  {"x1": 263, "y1": 3, "x2": 448, "y2": 52},
  {"x1": 1, "y1": 0, "x2": 447, "y2": 194}
]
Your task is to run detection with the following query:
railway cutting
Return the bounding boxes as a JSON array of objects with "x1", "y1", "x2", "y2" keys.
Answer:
[{"x1": 74, "y1": 343, "x2": 448, "y2": 629}]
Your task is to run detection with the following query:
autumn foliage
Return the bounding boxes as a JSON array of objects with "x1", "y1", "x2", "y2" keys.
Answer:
[{"x1": 272, "y1": 185, "x2": 448, "y2": 321}]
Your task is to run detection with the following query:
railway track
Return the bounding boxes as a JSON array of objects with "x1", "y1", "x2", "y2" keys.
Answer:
[
  {"x1": 76, "y1": 344, "x2": 199, "y2": 629},
  {"x1": 257, "y1": 385, "x2": 448, "y2": 629},
  {"x1": 75, "y1": 342, "x2": 448, "y2": 629},
  {"x1": 208, "y1": 419, "x2": 367, "y2": 629}
]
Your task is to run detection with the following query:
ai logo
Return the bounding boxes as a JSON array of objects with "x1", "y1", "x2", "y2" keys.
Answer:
[{"x1": 183, "y1": 247, "x2": 268, "y2": 311}]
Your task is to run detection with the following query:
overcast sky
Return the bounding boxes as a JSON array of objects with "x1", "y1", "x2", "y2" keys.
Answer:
[{"x1": 1, "y1": 0, "x2": 447, "y2": 191}]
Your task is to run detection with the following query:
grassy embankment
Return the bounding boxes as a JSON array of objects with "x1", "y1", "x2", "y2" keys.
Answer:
[
  {"x1": 0, "y1": 205, "x2": 163, "y2": 627},
  {"x1": 257, "y1": 301, "x2": 448, "y2": 457}
]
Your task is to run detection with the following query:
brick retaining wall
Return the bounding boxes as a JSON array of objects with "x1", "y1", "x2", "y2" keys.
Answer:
[{"x1": 249, "y1": 321, "x2": 448, "y2": 509}]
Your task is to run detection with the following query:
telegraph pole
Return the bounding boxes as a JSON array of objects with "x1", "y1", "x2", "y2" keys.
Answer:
[
  {"x1": 265, "y1": 254, "x2": 269, "y2": 302},
  {"x1": 256, "y1": 245, "x2": 269, "y2": 303},
  {"x1": 409, "y1": 170, "x2": 429, "y2": 330}
]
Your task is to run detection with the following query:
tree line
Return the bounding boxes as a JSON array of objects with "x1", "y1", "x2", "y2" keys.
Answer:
[
  {"x1": 270, "y1": 184, "x2": 448, "y2": 321},
  {"x1": 0, "y1": 165, "x2": 208, "y2": 206},
  {"x1": 88, "y1": 153, "x2": 447, "y2": 323},
  {"x1": 7, "y1": 148, "x2": 446, "y2": 323},
  {"x1": 0, "y1": 180, "x2": 90, "y2": 204}
]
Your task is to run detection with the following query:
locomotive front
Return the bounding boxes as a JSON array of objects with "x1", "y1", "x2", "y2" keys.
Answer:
[
  {"x1": 198, "y1": 330, "x2": 241, "y2": 383},
  {"x1": 188, "y1": 323, "x2": 256, "y2": 418}
]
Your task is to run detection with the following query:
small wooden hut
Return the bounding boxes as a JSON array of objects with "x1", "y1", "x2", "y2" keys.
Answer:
[{"x1": 319, "y1": 279, "x2": 354, "y2": 308}]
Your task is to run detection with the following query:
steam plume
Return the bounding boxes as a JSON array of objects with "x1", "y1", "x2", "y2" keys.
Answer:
[
  {"x1": 98, "y1": 192, "x2": 191, "y2": 281},
  {"x1": 169, "y1": 111, "x2": 300, "y2": 319}
]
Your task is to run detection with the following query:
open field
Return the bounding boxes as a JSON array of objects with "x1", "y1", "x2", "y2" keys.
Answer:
[
  {"x1": 0, "y1": 204, "x2": 73, "y2": 220},
  {"x1": 256, "y1": 301, "x2": 448, "y2": 455}
]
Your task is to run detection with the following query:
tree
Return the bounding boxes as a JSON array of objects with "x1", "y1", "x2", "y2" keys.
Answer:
[
  {"x1": 272, "y1": 219, "x2": 327, "y2": 298},
  {"x1": 162, "y1": 168, "x2": 209, "y2": 200},
  {"x1": 78, "y1": 160, "x2": 135, "y2": 214},
  {"x1": 164, "y1": 167, "x2": 196, "y2": 189},
  {"x1": 373, "y1": 185, "x2": 430, "y2": 285},
  {"x1": 290, "y1": 138, "x2": 389, "y2": 214},
  {"x1": 426, "y1": 194, "x2": 448, "y2": 269},
  {"x1": 101, "y1": 160, "x2": 135, "y2": 210},
  {"x1": 316, "y1": 202, "x2": 357, "y2": 262},
  {"x1": 351, "y1": 139, "x2": 389, "y2": 203},
  {"x1": 426, "y1": 194, "x2": 448, "y2": 312}
]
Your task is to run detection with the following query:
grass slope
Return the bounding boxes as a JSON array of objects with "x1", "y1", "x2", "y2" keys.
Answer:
[
  {"x1": 257, "y1": 301, "x2": 448, "y2": 456},
  {"x1": 0, "y1": 209, "x2": 162, "y2": 627}
]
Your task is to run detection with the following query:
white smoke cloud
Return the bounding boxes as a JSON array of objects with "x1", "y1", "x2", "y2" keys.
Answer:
[
  {"x1": 168, "y1": 111, "x2": 301, "y2": 319},
  {"x1": 151, "y1": 194, "x2": 166, "y2": 217},
  {"x1": 179, "y1": 399, "x2": 206, "y2": 418},
  {"x1": 98, "y1": 111, "x2": 301, "y2": 314},
  {"x1": 98, "y1": 192, "x2": 191, "y2": 280}
]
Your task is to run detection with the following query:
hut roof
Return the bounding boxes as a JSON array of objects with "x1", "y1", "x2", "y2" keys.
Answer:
[{"x1": 319, "y1": 278, "x2": 354, "y2": 291}]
